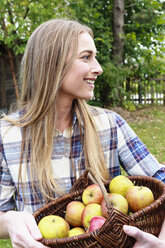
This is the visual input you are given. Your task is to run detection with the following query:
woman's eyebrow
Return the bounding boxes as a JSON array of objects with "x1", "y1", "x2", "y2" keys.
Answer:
[{"x1": 78, "y1": 50, "x2": 98, "y2": 55}]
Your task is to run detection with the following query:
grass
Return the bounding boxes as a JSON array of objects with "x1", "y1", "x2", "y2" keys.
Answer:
[
  {"x1": 127, "y1": 106, "x2": 165, "y2": 164},
  {"x1": 0, "y1": 239, "x2": 12, "y2": 248},
  {"x1": 0, "y1": 105, "x2": 164, "y2": 247}
]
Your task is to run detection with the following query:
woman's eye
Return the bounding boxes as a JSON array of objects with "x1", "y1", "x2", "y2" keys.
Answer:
[{"x1": 82, "y1": 55, "x2": 90, "y2": 60}]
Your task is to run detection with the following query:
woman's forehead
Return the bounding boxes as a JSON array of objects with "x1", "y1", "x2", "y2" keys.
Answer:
[{"x1": 77, "y1": 32, "x2": 97, "y2": 55}]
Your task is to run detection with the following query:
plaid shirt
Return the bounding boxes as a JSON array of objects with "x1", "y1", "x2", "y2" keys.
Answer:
[{"x1": 0, "y1": 106, "x2": 164, "y2": 214}]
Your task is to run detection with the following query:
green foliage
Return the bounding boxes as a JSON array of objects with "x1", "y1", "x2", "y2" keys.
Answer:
[
  {"x1": 122, "y1": 100, "x2": 136, "y2": 111},
  {"x1": 74, "y1": 0, "x2": 165, "y2": 107},
  {"x1": 123, "y1": 0, "x2": 165, "y2": 81},
  {"x1": 94, "y1": 62, "x2": 132, "y2": 107},
  {"x1": 0, "y1": 0, "x2": 75, "y2": 55}
]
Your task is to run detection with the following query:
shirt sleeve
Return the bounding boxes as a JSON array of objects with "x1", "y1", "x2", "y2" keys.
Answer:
[
  {"x1": 152, "y1": 166, "x2": 165, "y2": 183},
  {"x1": 115, "y1": 113, "x2": 164, "y2": 179},
  {"x1": 0, "y1": 134, "x2": 16, "y2": 212}
]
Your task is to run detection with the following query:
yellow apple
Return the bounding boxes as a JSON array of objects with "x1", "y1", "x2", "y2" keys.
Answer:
[
  {"x1": 38, "y1": 215, "x2": 70, "y2": 239},
  {"x1": 65, "y1": 201, "x2": 85, "y2": 226},
  {"x1": 81, "y1": 203, "x2": 102, "y2": 228},
  {"x1": 68, "y1": 227, "x2": 85, "y2": 237},
  {"x1": 101, "y1": 193, "x2": 128, "y2": 217},
  {"x1": 109, "y1": 175, "x2": 134, "y2": 197},
  {"x1": 82, "y1": 184, "x2": 103, "y2": 205},
  {"x1": 126, "y1": 185, "x2": 154, "y2": 212}
]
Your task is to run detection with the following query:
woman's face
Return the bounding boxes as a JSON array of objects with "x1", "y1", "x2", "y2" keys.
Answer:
[{"x1": 59, "y1": 32, "x2": 103, "y2": 102}]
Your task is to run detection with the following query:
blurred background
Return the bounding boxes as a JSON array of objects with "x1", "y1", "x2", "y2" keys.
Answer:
[{"x1": 0, "y1": 0, "x2": 165, "y2": 113}]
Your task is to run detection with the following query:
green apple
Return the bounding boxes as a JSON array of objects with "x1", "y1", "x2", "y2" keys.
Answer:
[
  {"x1": 68, "y1": 227, "x2": 85, "y2": 237},
  {"x1": 65, "y1": 201, "x2": 85, "y2": 226},
  {"x1": 82, "y1": 184, "x2": 103, "y2": 205},
  {"x1": 109, "y1": 175, "x2": 134, "y2": 197},
  {"x1": 81, "y1": 203, "x2": 102, "y2": 229},
  {"x1": 38, "y1": 215, "x2": 70, "y2": 239},
  {"x1": 126, "y1": 185, "x2": 154, "y2": 212},
  {"x1": 101, "y1": 193, "x2": 128, "y2": 217}
]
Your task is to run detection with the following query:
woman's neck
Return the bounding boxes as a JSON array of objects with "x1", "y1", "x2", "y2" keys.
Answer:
[{"x1": 55, "y1": 99, "x2": 73, "y2": 133}]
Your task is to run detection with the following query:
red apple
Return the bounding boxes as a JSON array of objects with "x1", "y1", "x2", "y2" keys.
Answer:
[
  {"x1": 126, "y1": 185, "x2": 154, "y2": 212},
  {"x1": 81, "y1": 203, "x2": 102, "y2": 228},
  {"x1": 82, "y1": 184, "x2": 104, "y2": 205},
  {"x1": 101, "y1": 193, "x2": 128, "y2": 217},
  {"x1": 65, "y1": 201, "x2": 85, "y2": 226},
  {"x1": 89, "y1": 216, "x2": 106, "y2": 232}
]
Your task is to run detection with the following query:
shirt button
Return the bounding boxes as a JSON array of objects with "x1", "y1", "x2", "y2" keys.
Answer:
[{"x1": 64, "y1": 179, "x2": 69, "y2": 184}]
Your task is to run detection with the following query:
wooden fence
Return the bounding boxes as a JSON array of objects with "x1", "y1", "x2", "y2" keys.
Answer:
[{"x1": 125, "y1": 75, "x2": 165, "y2": 105}]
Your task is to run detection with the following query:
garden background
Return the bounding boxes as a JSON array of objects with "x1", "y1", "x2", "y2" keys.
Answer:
[
  {"x1": 0, "y1": 0, "x2": 165, "y2": 110},
  {"x1": 0, "y1": 0, "x2": 165, "y2": 247}
]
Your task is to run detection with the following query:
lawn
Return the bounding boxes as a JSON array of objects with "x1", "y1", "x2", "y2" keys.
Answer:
[
  {"x1": 0, "y1": 239, "x2": 12, "y2": 248},
  {"x1": 0, "y1": 105, "x2": 164, "y2": 247},
  {"x1": 127, "y1": 105, "x2": 165, "y2": 164}
]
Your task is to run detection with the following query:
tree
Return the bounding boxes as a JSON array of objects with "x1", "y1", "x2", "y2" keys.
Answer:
[
  {"x1": 74, "y1": 0, "x2": 165, "y2": 107},
  {"x1": 112, "y1": 0, "x2": 124, "y2": 65},
  {"x1": 0, "y1": 0, "x2": 164, "y2": 108},
  {"x1": 0, "y1": 0, "x2": 75, "y2": 103}
]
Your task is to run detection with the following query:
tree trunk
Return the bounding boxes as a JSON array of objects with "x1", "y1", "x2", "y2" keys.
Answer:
[
  {"x1": 0, "y1": 57, "x2": 7, "y2": 107},
  {"x1": 7, "y1": 49, "x2": 19, "y2": 100},
  {"x1": 2, "y1": 17, "x2": 19, "y2": 100},
  {"x1": 112, "y1": 0, "x2": 124, "y2": 65}
]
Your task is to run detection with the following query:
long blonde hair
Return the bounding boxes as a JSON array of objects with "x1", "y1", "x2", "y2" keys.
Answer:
[{"x1": 4, "y1": 19, "x2": 110, "y2": 203}]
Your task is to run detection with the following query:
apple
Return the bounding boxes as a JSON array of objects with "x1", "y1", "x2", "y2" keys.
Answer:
[
  {"x1": 65, "y1": 201, "x2": 85, "y2": 226},
  {"x1": 126, "y1": 185, "x2": 154, "y2": 212},
  {"x1": 68, "y1": 227, "x2": 85, "y2": 237},
  {"x1": 109, "y1": 175, "x2": 134, "y2": 197},
  {"x1": 38, "y1": 215, "x2": 70, "y2": 239},
  {"x1": 82, "y1": 184, "x2": 104, "y2": 205},
  {"x1": 101, "y1": 193, "x2": 128, "y2": 217},
  {"x1": 81, "y1": 203, "x2": 102, "y2": 229},
  {"x1": 89, "y1": 216, "x2": 106, "y2": 232}
]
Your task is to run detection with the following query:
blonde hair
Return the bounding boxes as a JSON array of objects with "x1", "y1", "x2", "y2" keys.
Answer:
[{"x1": 4, "y1": 19, "x2": 110, "y2": 203}]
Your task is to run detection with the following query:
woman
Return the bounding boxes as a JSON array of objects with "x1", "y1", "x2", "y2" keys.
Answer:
[{"x1": 0, "y1": 19, "x2": 165, "y2": 248}]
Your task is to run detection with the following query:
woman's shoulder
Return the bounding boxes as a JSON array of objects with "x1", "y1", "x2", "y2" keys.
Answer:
[
  {"x1": 88, "y1": 105, "x2": 126, "y2": 130},
  {"x1": 89, "y1": 105, "x2": 111, "y2": 114},
  {"x1": 89, "y1": 105, "x2": 124, "y2": 120}
]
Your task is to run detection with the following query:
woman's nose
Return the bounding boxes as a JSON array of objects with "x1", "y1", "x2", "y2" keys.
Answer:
[{"x1": 91, "y1": 59, "x2": 103, "y2": 75}]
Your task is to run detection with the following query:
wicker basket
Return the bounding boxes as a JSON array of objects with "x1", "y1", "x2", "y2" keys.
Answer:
[{"x1": 33, "y1": 168, "x2": 165, "y2": 248}]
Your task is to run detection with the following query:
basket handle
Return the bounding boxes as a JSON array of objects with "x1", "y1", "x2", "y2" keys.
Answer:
[{"x1": 86, "y1": 167, "x2": 113, "y2": 210}]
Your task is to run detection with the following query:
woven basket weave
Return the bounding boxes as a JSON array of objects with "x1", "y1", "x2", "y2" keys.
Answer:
[{"x1": 33, "y1": 168, "x2": 165, "y2": 248}]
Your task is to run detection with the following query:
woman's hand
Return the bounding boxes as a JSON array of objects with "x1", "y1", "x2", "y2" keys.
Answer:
[
  {"x1": 4, "y1": 210, "x2": 50, "y2": 248},
  {"x1": 123, "y1": 225, "x2": 165, "y2": 248}
]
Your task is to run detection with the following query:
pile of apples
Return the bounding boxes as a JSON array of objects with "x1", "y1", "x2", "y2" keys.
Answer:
[{"x1": 38, "y1": 175, "x2": 154, "y2": 239}]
